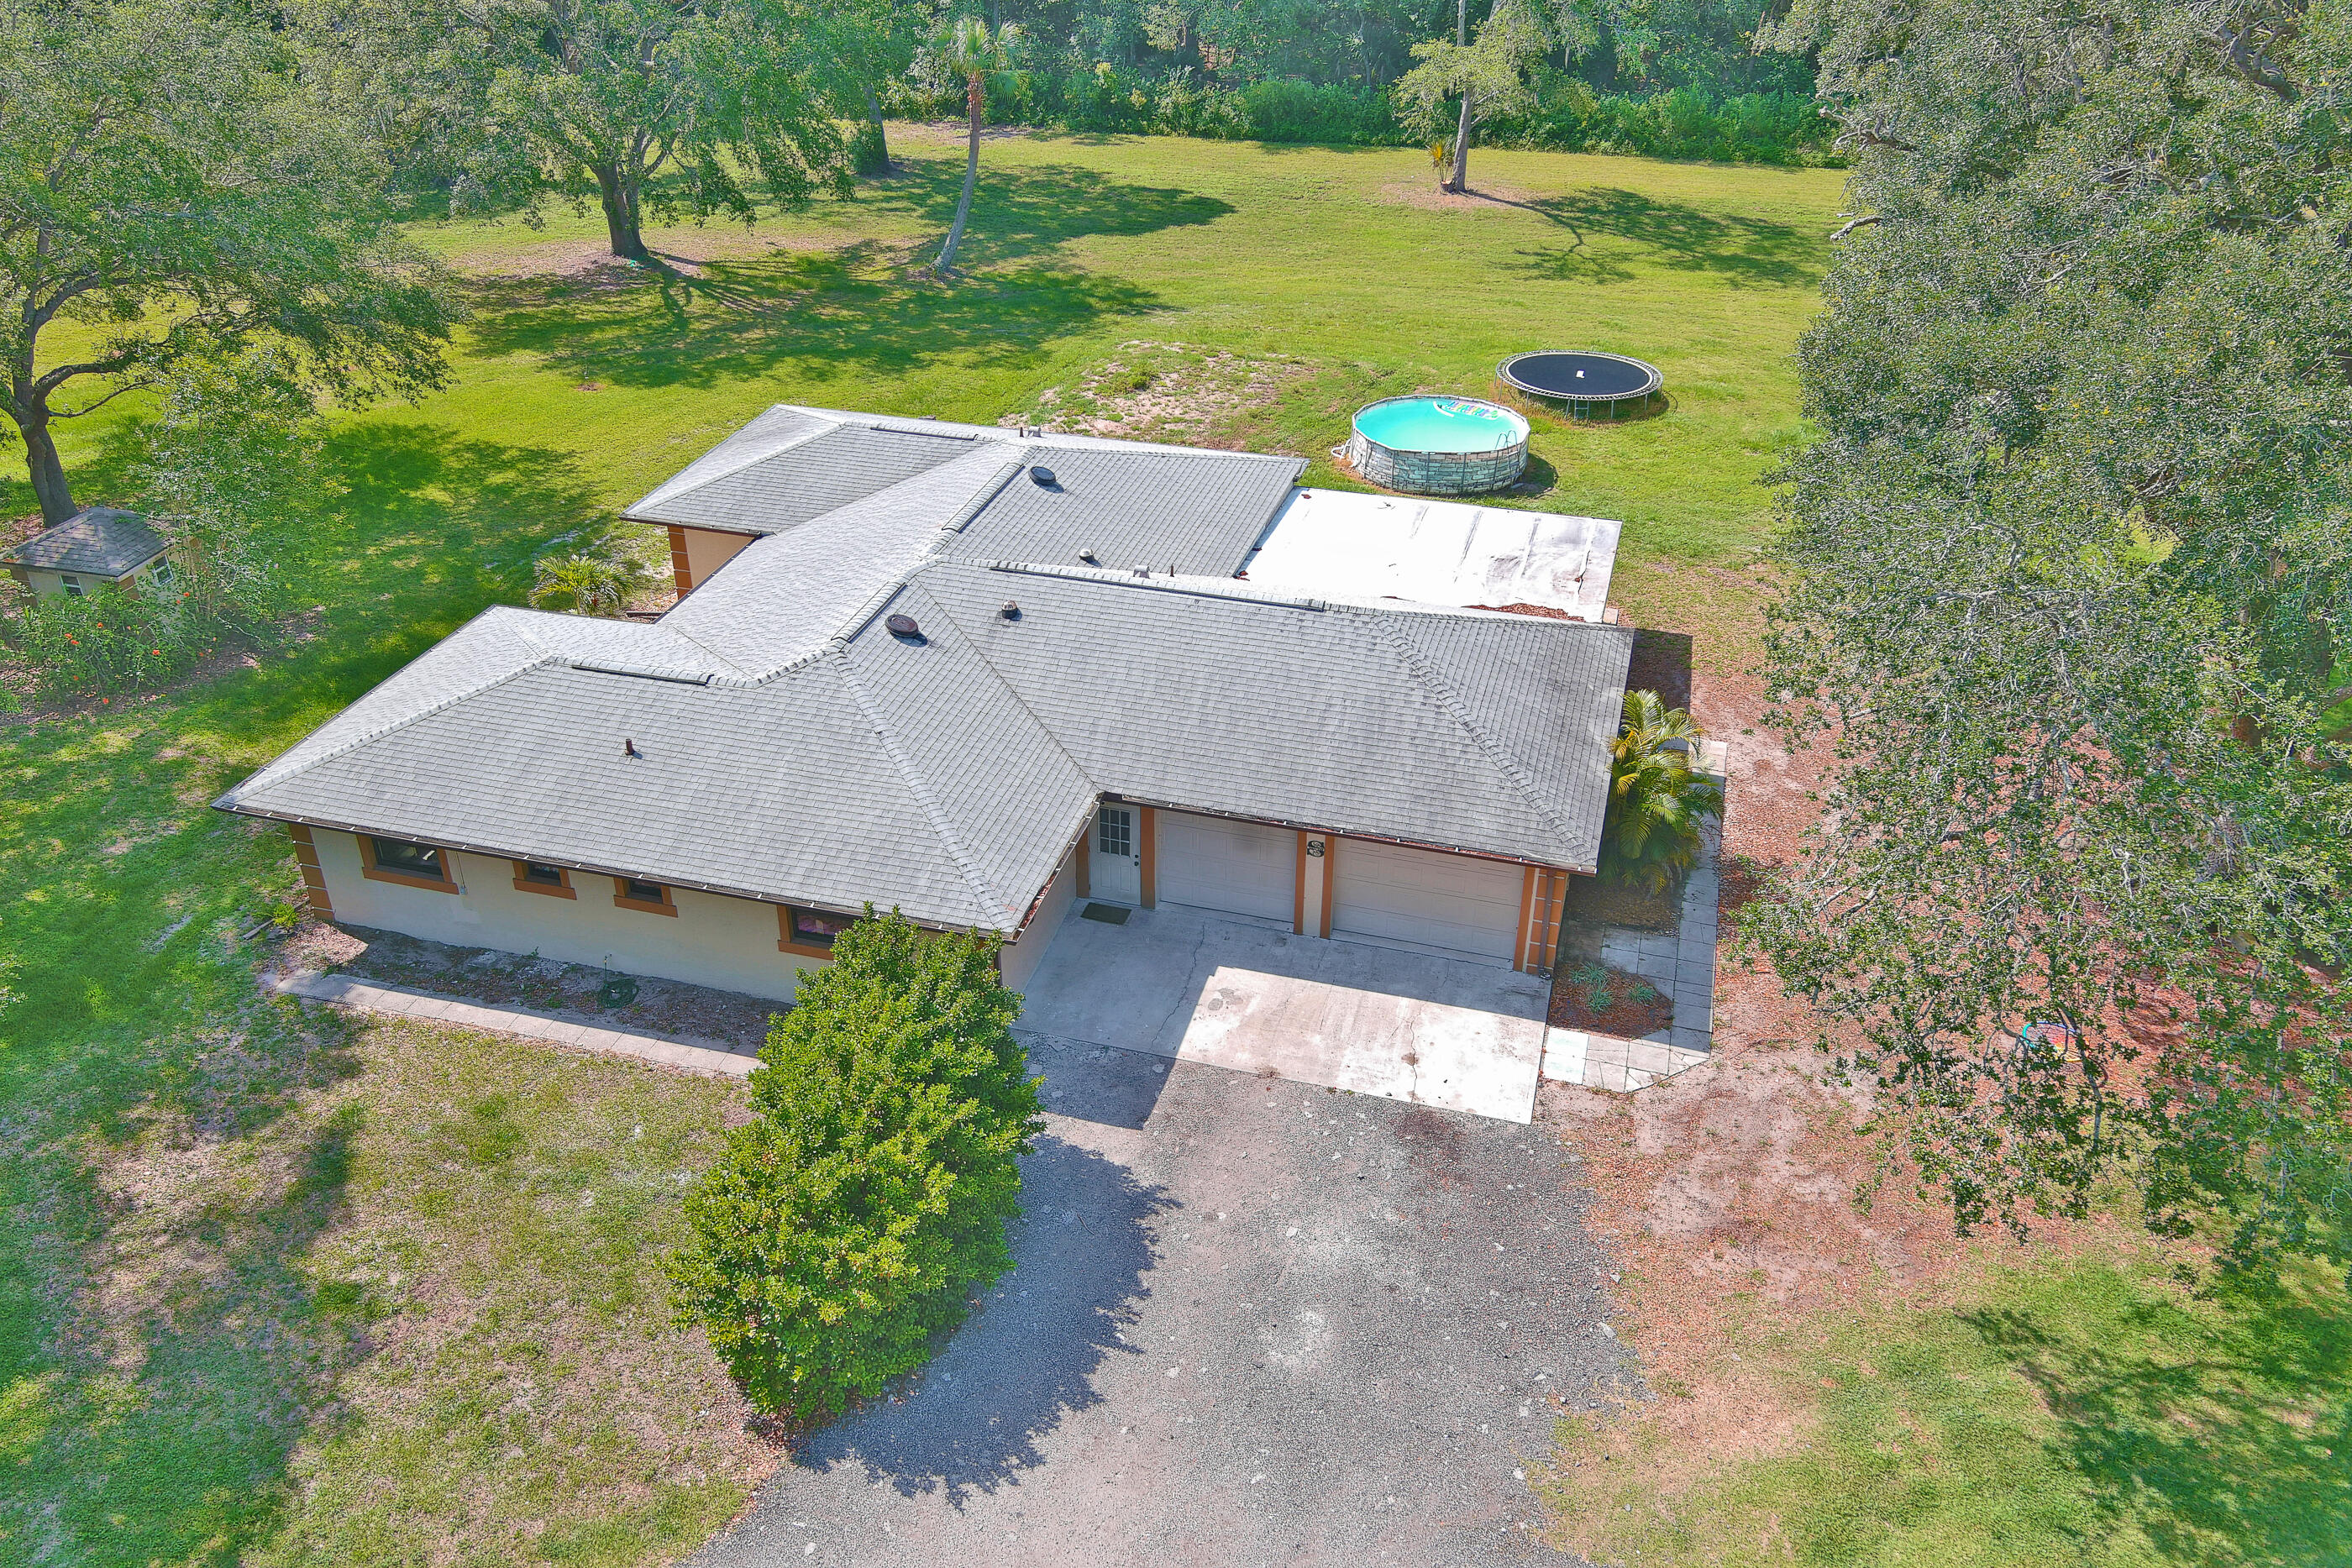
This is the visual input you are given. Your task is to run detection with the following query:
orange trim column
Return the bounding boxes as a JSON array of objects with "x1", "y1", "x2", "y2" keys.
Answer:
[
  {"x1": 1539, "y1": 871, "x2": 1571, "y2": 972},
  {"x1": 667, "y1": 525, "x2": 695, "y2": 596},
  {"x1": 287, "y1": 824, "x2": 333, "y2": 921},
  {"x1": 1515, "y1": 864, "x2": 1540, "y2": 972},
  {"x1": 1293, "y1": 831, "x2": 1310, "y2": 933},
  {"x1": 1139, "y1": 807, "x2": 1158, "y2": 908}
]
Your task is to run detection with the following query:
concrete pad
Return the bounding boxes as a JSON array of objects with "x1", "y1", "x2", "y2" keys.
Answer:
[{"x1": 1015, "y1": 904, "x2": 1548, "y2": 1123}]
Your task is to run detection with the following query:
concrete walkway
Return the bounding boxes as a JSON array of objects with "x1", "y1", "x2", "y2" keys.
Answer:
[
  {"x1": 261, "y1": 968, "x2": 759, "y2": 1078},
  {"x1": 1014, "y1": 904, "x2": 1551, "y2": 1124}
]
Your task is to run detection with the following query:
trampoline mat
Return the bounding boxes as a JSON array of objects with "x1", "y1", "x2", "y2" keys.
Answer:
[{"x1": 1502, "y1": 352, "x2": 1656, "y2": 399}]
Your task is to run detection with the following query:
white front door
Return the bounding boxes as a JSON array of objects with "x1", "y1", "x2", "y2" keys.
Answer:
[
  {"x1": 1090, "y1": 804, "x2": 1142, "y2": 904},
  {"x1": 1156, "y1": 811, "x2": 1295, "y2": 924}
]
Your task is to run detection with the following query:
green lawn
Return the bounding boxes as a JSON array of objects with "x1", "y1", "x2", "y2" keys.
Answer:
[
  {"x1": 1542, "y1": 1255, "x2": 2352, "y2": 1567},
  {"x1": 13, "y1": 128, "x2": 2330, "y2": 1568}
]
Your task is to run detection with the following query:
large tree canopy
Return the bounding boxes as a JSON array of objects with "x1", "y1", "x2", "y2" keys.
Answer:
[
  {"x1": 0, "y1": 0, "x2": 458, "y2": 523},
  {"x1": 316, "y1": 0, "x2": 854, "y2": 262},
  {"x1": 1753, "y1": 0, "x2": 2352, "y2": 1272}
]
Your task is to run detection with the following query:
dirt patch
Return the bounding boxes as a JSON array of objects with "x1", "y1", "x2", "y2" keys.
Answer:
[
  {"x1": 1011, "y1": 340, "x2": 1311, "y2": 449},
  {"x1": 328, "y1": 926, "x2": 780, "y2": 1051},
  {"x1": 1379, "y1": 178, "x2": 1546, "y2": 214},
  {"x1": 1548, "y1": 962, "x2": 1674, "y2": 1036}
]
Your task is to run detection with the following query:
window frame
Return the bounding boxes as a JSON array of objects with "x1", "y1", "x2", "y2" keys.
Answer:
[
  {"x1": 511, "y1": 860, "x2": 576, "y2": 899},
  {"x1": 59, "y1": 573, "x2": 83, "y2": 598},
  {"x1": 360, "y1": 835, "x2": 458, "y2": 894},
  {"x1": 612, "y1": 876, "x2": 676, "y2": 916},
  {"x1": 777, "y1": 904, "x2": 853, "y2": 957},
  {"x1": 1096, "y1": 805, "x2": 1133, "y2": 860}
]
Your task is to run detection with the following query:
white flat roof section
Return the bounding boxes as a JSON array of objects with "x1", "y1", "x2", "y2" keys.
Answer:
[{"x1": 1241, "y1": 488, "x2": 1621, "y2": 621}]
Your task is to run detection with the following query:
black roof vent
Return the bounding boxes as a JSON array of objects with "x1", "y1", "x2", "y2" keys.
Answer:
[
  {"x1": 1000, "y1": 600, "x2": 1021, "y2": 620},
  {"x1": 885, "y1": 613, "x2": 922, "y2": 640},
  {"x1": 1030, "y1": 464, "x2": 1058, "y2": 488}
]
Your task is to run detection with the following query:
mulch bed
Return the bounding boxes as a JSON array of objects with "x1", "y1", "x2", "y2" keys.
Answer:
[
  {"x1": 328, "y1": 927, "x2": 780, "y2": 1048},
  {"x1": 1624, "y1": 627, "x2": 1694, "y2": 711},
  {"x1": 1564, "y1": 875, "x2": 1682, "y2": 933},
  {"x1": 1547, "y1": 962, "x2": 1676, "y2": 1036}
]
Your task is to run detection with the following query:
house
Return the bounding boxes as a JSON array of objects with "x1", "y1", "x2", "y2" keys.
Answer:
[
  {"x1": 214, "y1": 406, "x2": 1634, "y2": 1007},
  {"x1": 3, "y1": 506, "x2": 172, "y2": 599}
]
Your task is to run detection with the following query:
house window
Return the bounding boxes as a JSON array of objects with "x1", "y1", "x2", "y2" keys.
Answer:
[
  {"x1": 371, "y1": 837, "x2": 442, "y2": 877},
  {"x1": 612, "y1": 877, "x2": 675, "y2": 915},
  {"x1": 361, "y1": 835, "x2": 457, "y2": 892},
  {"x1": 780, "y1": 905, "x2": 853, "y2": 954},
  {"x1": 1097, "y1": 805, "x2": 1132, "y2": 859},
  {"x1": 148, "y1": 560, "x2": 173, "y2": 590},
  {"x1": 512, "y1": 860, "x2": 575, "y2": 899},
  {"x1": 60, "y1": 574, "x2": 83, "y2": 597}
]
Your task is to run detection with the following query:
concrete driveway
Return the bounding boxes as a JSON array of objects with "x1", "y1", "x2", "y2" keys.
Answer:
[
  {"x1": 687, "y1": 1040, "x2": 1625, "y2": 1568},
  {"x1": 1013, "y1": 904, "x2": 1551, "y2": 1123}
]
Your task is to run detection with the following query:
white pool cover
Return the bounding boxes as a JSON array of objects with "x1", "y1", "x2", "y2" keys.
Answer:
[{"x1": 1240, "y1": 487, "x2": 1620, "y2": 621}]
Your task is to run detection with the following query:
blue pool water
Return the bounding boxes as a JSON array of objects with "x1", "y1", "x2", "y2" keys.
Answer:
[{"x1": 1353, "y1": 396, "x2": 1529, "y2": 454}]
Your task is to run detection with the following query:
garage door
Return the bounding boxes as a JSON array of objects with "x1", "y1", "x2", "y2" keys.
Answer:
[
  {"x1": 1156, "y1": 812, "x2": 1295, "y2": 924},
  {"x1": 1331, "y1": 840, "x2": 1525, "y2": 963}
]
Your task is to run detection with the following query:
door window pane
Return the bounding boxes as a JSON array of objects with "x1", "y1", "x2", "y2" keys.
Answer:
[{"x1": 1096, "y1": 806, "x2": 1131, "y2": 858}]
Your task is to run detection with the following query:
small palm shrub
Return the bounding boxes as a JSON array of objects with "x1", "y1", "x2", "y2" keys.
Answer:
[
  {"x1": 664, "y1": 911, "x2": 1042, "y2": 1423},
  {"x1": 1599, "y1": 689, "x2": 1725, "y2": 894},
  {"x1": 528, "y1": 552, "x2": 648, "y2": 616}
]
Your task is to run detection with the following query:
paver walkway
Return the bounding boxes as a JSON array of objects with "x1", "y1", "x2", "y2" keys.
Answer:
[
  {"x1": 262, "y1": 968, "x2": 759, "y2": 1078},
  {"x1": 1542, "y1": 741, "x2": 1727, "y2": 1093}
]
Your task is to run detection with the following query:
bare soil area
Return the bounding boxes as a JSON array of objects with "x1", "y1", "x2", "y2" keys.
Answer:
[{"x1": 1012, "y1": 339, "x2": 1311, "y2": 449}]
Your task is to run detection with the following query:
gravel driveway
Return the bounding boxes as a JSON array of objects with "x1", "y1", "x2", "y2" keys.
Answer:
[{"x1": 688, "y1": 1036, "x2": 1628, "y2": 1568}]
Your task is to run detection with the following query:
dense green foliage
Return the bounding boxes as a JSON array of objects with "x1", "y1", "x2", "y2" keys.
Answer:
[
  {"x1": 304, "y1": 0, "x2": 855, "y2": 260},
  {"x1": 1599, "y1": 688, "x2": 1723, "y2": 894},
  {"x1": 666, "y1": 913, "x2": 1042, "y2": 1420},
  {"x1": 1753, "y1": 0, "x2": 2352, "y2": 1269},
  {"x1": 0, "y1": 0, "x2": 458, "y2": 522}
]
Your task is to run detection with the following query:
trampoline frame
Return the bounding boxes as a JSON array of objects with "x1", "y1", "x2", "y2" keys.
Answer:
[{"x1": 1497, "y1": 350, "x2": 1664, "y2": 421}]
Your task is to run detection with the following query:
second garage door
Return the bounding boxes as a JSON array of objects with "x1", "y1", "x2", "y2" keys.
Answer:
[
  {"x1": 1155, "y1": 811, "x2": 1295, "y2": 924},
  {"x1": 1331, "y1": 839, "x2": 1525, "y2": 963}
]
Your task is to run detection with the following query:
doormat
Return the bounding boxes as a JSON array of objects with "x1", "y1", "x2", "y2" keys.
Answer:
[{"x1": 1080, "y1": 902, "x2": 1131, "y2": 925}]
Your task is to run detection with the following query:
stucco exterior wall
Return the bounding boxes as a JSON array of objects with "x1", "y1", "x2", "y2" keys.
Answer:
[
  {"x1": 311, "y1": 829, "x2": 821, "y2": 1003},
  {"x1": 8, "y1": 559, "x2": 168, "y2": 598},
  {"x1": 679, "y1": 527, "x2": 756, "y2": 590},
  {"x1": 1000, "y1": 846, "x2": 1079, "y2": 994}
]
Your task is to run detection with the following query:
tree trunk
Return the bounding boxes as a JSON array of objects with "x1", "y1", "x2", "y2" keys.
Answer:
[
  {"x1": 864, "y1": 83, "x2": 895, "y2": 175},
  {"x1": 935, "y1": 76, "x2": 984, "y2": 274},
  {"x1": 592, "y1": 163, "x2": 648, "y2": 260},
  {"x1": 15, "y1": 404, "x2": 76, "y2": 523},
  {"x1": 1446, "y1": 92, "x2": 1473, "y2": 191}
]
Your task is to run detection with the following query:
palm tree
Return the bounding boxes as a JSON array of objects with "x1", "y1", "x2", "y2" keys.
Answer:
[
  {"x1": 1599, "y1": 689, "x2": 1725, "y2": 894},
  {"x1": 529, "y1": 553, "x2": 649, "y2": 617},
  {"x1": 932, "y1": 15, "x2": 1022, "y2": 275}
]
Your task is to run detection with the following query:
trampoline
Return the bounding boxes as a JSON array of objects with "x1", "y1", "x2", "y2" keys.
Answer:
[{"x1": 1497, "y1": 350, "x2": 1664, "y2": 420}]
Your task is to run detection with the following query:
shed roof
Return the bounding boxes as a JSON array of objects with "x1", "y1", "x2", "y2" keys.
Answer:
[{"x1": 3, "y1": 506, "x2": 167, "y2": 577}]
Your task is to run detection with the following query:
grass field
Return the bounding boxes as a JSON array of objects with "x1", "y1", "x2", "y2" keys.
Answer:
[{"x1": 7, "y1": 128, "x2": 2338, "y2": 1568}]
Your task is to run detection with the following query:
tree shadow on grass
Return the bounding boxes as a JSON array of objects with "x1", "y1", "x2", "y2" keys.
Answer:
[
  {"x1": 176, "y1": 421, "x2": 603, "y2": 747},
  {"x1": 1503, "y1": 186, "x2": 1821, "y2": 288},
  {"x1": 469, "y1": 240, "x2": 1164, "y2": 395},
  {"x1": 790, "y1": 1137, "x2": 1174, "y2": 1505},
  {"x1": 861, "y1": 158, "x2": 1235, "y2": 273},
  {"x1": 1961, "y1": 1267, "x2": 2352, "y2": 1565}
]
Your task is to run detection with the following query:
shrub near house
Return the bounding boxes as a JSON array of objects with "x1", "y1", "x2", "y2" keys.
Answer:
[{"x1": 665, "y1": 911, "x2": 1043, "y2": 1422}]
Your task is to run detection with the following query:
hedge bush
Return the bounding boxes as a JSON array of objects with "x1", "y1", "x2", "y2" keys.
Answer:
[
  {"x1": 665, "y1": 911, "x2": 1043, "y2": 1423},
  {"x1": 4, "y1": 582, "x2": 221, "y2": 700}
]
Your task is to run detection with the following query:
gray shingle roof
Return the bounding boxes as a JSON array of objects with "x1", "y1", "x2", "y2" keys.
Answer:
[
  {"x1": 3, "y1": 506, "x2": 166, "y2": 576},
  {"x1": 219, "y1": 411, "x2": 1631, "y2": 932}
]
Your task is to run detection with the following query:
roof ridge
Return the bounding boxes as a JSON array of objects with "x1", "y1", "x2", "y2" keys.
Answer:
[
  {"x1": 983, "y1": 559, "x2": 1328, "y2": 610},
  {"x1": 897, "y1": 566, "x2": 1099, "y2": 801},
  {"x1": 829, "y1": 646, "x2": 1020, "y2": 929},
  {"x1": 622, "y1": 410, "x2": 841, "y2": 517},
  {"x1": 1365, "y1": 611, "x2": 1582, "y2": 849}
]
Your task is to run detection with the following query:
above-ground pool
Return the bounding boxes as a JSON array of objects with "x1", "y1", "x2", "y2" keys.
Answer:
[
  {"x1": 1497, "y1": 350, "x2": 1663, "y2": 419},
  {"x1": 1346, "y1": 396, "x2": 1530, "y2": 495}
]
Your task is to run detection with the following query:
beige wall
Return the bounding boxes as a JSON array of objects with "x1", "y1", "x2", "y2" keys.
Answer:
[
  {"x1": 9, "y1": 559, "x2": 167, "y2": 599},
  {"x1": 1000, "y1": 846, "x2": 1079, "y2": 994},
  {"x1": 311, "y1": 829, "x2": 822, "y2": 1003},
  {"x1": 679, "y1": 527, "x2": 756, "y2": 591}
]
